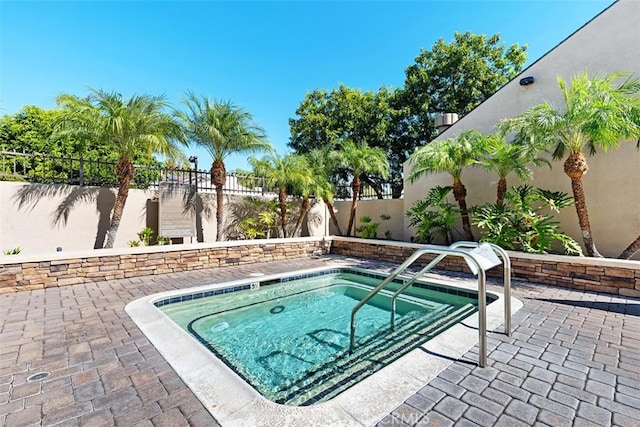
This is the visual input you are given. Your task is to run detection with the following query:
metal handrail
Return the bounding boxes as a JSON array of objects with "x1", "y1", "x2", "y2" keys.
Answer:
[
  {"x1": 390, "y1": 241, "x2": 511, "y2": 337},
  {"x1": 349, "y1": 245, "x2": 489, "y2": 367}
]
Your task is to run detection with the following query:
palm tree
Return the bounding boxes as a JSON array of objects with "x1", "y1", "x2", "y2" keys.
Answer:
[
  {"x1": 499, "y1": 72, "x2": 640, "y2": 257},
  {"x1": 479, "y1": 133, "x2": 550, "y2": 206},
  {"x1": 334, "y1": 140, "x2": 389, "y2": 236},
  {"x1": 177, "y1": 92, "x2": 270, "y2": 241},
  {"x1": 54, "y1": 89, "x2": 186, "y2": 248},
  {"x1": 249, "y1": 153, "x2": 311, "y2": 238},
  {"x1": 408, "y1": 130, "x2": 484, "y2": 241},
  {"x1": 304, "y1": 148, "x2": 343, "y2": 236},
  {"x1": 619, "y1": 236, "x2": 640, "y2": 260}
]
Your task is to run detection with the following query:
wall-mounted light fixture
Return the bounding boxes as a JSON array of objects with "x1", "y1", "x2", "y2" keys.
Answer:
[{"x1": 519, "y1": 76, "x2": 535, "y2": 86}]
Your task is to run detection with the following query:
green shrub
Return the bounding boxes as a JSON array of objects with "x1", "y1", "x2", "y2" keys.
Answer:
[
  {"x1": 3, "y1": 247, "x2": 21, "y2": 255},
  {"x1": 472, "y1": 185, "x2": 582, "y2": 255},
  {"x1": 355, "y1": 214, "x2": 391, "y2": 239},
  {"x1": 156, "y1": 236, "x2": 171, "y2": 245},
  {"x1": 406, "y1": 186, "x2": 459, "y2": 244},
  {"x1": 137, "y1": 227, "x2": 154, "y2": 246}
]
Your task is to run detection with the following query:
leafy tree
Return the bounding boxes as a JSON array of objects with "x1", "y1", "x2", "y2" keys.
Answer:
[
  {"x1": 478, "y1": 133, "x2": 550, "y2": 206},
  {"x1": 1, "y1": 106, "x2": 65, "y2": 154},
  {"x1": 289, "y1": 85, "x2": 404, "y2": 197},
  {"x1": 334, "y1": 140, "x2": 389, "y2": 236},
  {"x1": 1, "y1": 106, "x2": 106, "y2": 182},
  {"x1": 408, "y1": 130, "x2": 485, "y2": 241},
  {"x1": 499, "y1": 72, "x2": 640, "y2": 257},
  {"x1": 249, "y1": 153, "x2": 311, "y2": 238},
  {"x1": 472, "y1": 186, "x2": 582, "y2": 255},
  {"x1": 54, "y1": 89, "x2": 187, "y2": 248},
  {"x1": 177, "y1": 92, "x2": 270, "y2": 241},
  {"x1": 404, "y1": 31, "x2": 527, "y2": 117},
  {"x1": 289, "y1": 32, "x2": 527, "y2": 198}
]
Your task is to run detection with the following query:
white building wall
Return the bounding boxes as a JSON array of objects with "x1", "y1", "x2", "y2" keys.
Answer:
[
  {"x1": 403, "y1": 0, "x2": 640, "y2": 259},
  {"x1": 0, "y1": 182, "x2": 327, "y2": 256},
  {"x1": 332, "y1": 199, "x2": 405, "y2": 240}
]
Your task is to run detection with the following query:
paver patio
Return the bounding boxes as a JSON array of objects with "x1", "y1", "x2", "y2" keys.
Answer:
[{"x1": 1, "y1": 256, "x2": 639, "y2": 426}]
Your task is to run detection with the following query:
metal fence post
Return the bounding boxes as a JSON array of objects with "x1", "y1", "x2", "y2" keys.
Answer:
[{"x1": 79, "y1": 156, "x2": 84, "y2": 186}]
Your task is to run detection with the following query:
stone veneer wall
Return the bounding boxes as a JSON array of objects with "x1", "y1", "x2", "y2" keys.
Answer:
[
  {"x1": 0, "y1": 237, "x2": 329, "y2": 293},
  {"x1": 329, "y1": 237, "x2": 640, "y2": 298}
]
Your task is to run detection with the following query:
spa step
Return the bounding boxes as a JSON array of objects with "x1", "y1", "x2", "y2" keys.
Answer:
[{"x1": 275, "y1": 303, "x2": 477, "y2": 405}]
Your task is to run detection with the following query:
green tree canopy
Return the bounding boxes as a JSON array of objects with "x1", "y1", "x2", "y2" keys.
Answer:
[
  {"x1": 0, "y1": 105, "x2": 118, "y2": 160},
  {"x1": 404, "y1": 31, "x2": 527, "y2": 117},
  {"x1": 1, "y1": 106, "x2": 65, "y2": 154},
  {"x1": 289, "y1": 32, "x2": 527, "y2": 199},
  {"x1": 288, "y1": 85, "x2": 405, "y2": 198}
]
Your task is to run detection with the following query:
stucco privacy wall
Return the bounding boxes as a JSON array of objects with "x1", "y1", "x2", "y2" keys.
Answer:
[
  {"x1": 331, "y1": 199, "x2": 405, "y2": 239},
  {"x1": 330, "y1": 238, "x2": 640, "y2": 298},
  {"x1": 403, "y1": 0, "x2": 640, "y2": 259},
  {"x1": 0, "y1": 181, "x2": 326, "y2": 255},
  {"x1": 0, "y1": 237, "x2": 328, "y2": 292}
]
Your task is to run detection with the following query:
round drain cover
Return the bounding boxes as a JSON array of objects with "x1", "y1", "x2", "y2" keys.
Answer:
[
  {"x1": 210, "y1": 322, "x2": 229, "y2": 333},
  {"x1": 270, "y1": 305, "x2": 285, "y2": 314},
  {"x1": 27, "y1": 372, "x2": 50, "y2": 382}
]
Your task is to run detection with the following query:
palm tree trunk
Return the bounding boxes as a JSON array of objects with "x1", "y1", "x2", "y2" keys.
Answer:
[
  {"x1": 496, "y1": 177, "x2": 507, "y2": 207},
  {"x1": 453, "y1": 178, "x2": 474, "y2": 241},
  {"x1": 212, "y1": 159, "x2": 226, "y2": 241},
  {"x1": 324, "y1": 198, "x2": 343, "y2": 236},
  {"x1": 105, "y1": 158, "x2": 134, "y2": 249},
  {"x1": 565, "y1": 153, "x2": 602, "y2": 257},
  {"x1": 618, "y1": 235, "x2": 640, "y2": 259},
  {"x1": 279, "y1": 187, "x2": 288, "y2": 237},
  {"x1": 346, "y1": 176, "x2": 360, "y2": 236},
  {"x1": 215, "y1": 185, "x2": 224, "y2": 241},
  {"x1": 570, "y1": 177, "x2": 601, "y2": 257},
  {"x1": 292, "y1": 197, "x2": 310, "y2": 237}
]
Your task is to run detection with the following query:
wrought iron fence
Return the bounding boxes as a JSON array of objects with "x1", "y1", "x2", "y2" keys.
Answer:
[
  {"x1": 0, "y1": 150, "x2": 273, "y2": 195},
  {"x1": 0, "y1": 150, "x2": 403, "y2": 199},
  {"x1": 333, "y1": 181, "x2": 403, "y2": 200}
]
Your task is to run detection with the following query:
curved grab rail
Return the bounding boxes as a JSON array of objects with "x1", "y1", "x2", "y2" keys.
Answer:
[
  {"x1": 349, "y1": 245, "x2": 488, "y2": 367},
  {"x1": 389, "y1": 241, "x2": 511, "y2": 336}
]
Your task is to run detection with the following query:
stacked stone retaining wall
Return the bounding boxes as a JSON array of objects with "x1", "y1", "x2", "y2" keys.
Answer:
[
  {"x1": 330, "y1": 238, "x2": 640, "y2": 298},
  {"x1": 0, "y1": 238, "x2": 328, "y2": 293},
  {"x1": 3, "y1": 237, "x2": 639, "y2": 297}
]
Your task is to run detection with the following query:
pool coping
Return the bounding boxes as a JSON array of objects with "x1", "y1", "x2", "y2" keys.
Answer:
[{"x1": 125, "y1": 264, "x2": 523, "y2": 427}]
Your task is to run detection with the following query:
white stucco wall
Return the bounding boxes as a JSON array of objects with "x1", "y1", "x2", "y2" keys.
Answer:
[
  {"x1": 403, "y1": 0, "x2": 640, "y2": 259},
  {"x1": 0, "y1": 182, "x2": 158, "y2": 254},
  {"x1": 0, "y1": 182, "x2": 328, "y2": 256},
  {"x1": 332, "y1": 199, "x2": 405, "y2": 240}
]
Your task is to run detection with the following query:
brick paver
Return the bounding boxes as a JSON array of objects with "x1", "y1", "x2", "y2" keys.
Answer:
[{"x1": 1, "y1": 255, "x2": 639, "y2": 426}]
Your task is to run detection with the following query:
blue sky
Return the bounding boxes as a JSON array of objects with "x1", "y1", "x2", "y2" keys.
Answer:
[{"x1": 1, "y1": 0, "x2": 614, "y2": 171}]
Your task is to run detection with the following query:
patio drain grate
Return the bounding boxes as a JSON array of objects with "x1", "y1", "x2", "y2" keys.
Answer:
[{"x1": 26, "y1": 372, "x2": 50, "y2": 382}]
